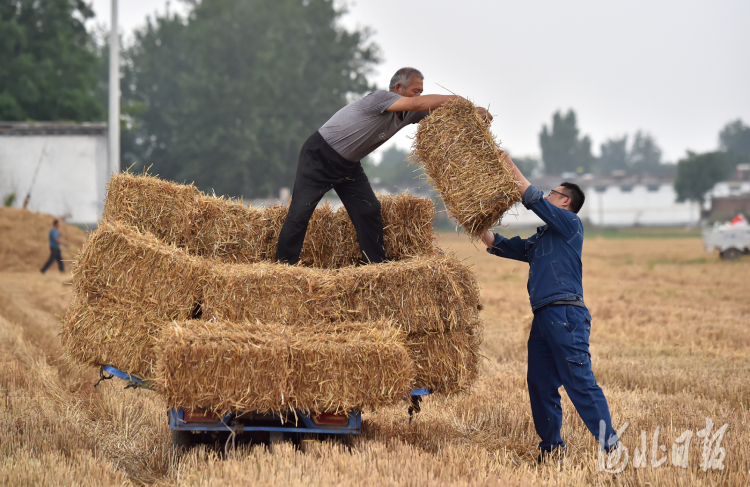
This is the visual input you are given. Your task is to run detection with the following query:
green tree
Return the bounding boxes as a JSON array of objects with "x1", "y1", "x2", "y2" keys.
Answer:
[
  {"x1": 510, "y1": 155, "x2": 541, "y2": 176},
  {"x1": 0, "y1": 0, "x2": 102, "y2": 121},
  {"x1": 597, "y1": 136, "x2": 628, "y2": 175},
  {"x1": 539, "y1": 110, "x2": 594, "y2": 175},
  {"x1": 719, "y1": 119, "x2": 750, "y2": 160},
  {"x1": 123, "y1": 0, "x2": 379, "y2": 198},
  {"x1": 366, "y1": 146, "x2": 422, "y2": 189},
  {"x1": 674, "y1": 151, "x2": 733, "y2": 205},
  {"x1": 629, "y1": 131, "x2": 662, "y2": 175}
]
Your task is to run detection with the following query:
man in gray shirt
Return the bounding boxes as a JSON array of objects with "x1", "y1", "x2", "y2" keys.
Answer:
[{"x1": 276, "y1": 67, "x2": 490, "y2": 265}]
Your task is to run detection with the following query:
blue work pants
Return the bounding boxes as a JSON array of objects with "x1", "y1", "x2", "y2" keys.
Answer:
[{"x1": 527, "y1": 304, "x2": 617, "y2": 452}]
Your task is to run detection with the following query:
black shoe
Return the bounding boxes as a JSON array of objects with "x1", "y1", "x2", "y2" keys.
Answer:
[{"x1": 537, "y1": 447, "x2": 566, "y2": 464}]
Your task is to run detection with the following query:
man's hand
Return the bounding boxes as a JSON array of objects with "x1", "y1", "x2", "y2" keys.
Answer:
[
  {"x1": 477, "y1": 107, "x2": 493, "y2": 122},
  {"x1": 482, "y1": 230, "x2": 495, "y2": 248},
  {"x1": 503, "y1": 152, "x2": 531, "y2": 197}
]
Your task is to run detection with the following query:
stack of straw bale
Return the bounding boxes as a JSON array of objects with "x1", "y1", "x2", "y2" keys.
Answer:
[
  {"x1": 103, "y1": 172, "x2": 438, "y2": 267},
  {"x1": 200, "y1": 254, "x2": 481, "y2": 392},
  {"x1": 155, "y1": 320, "x2": 414, "y2": 414},
  {"x1": 411, "y1": 98, "x2": 522, "y2": 238},
  {"x1": 61, "y1": 221, "x2": 205, "y2": 377},
  {"x1": 63, "y1": 172, "x2": 485, "y2": 410}
]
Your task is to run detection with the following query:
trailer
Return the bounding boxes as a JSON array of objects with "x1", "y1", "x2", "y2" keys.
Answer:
[
  {"x1": 98, "y1": 365, "x2": 431, "y2": 451},
  {"x1": 703, "y1": 224, "x2": 750, "y2": 260}
]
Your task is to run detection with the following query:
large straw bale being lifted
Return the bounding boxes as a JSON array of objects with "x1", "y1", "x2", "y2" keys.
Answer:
[
  {"x1": 411, "y1": 98, "x2": 522, "y2": 238},
  {"x1": 155, "y1": 320, "x2": 414, "y2": 414},
  {"x1": 61, "y1": 221, "x2": 205, "y2": 377}
]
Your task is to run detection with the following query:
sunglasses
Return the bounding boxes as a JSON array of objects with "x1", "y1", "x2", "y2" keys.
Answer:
[{"x1": 548, "y1": 189, "x2": 570, "y2": 200}]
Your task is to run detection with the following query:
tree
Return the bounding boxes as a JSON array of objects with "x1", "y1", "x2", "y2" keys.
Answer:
[
  {"x1": 719, "y1": 119, "x2": 750, "y2": 160},
  {"x1": 510, "y1": 155, "x2": 542, "y2": 177},
  {"x1": 539, "y1": 110, "x2": 594, "y2": 175},
  {"x1": 366, "y1": 146, "x2": 421, "y2": 189},
  {"x1": 595, "y1": 131, "x2": 664, "y2": 176},
  {"x1": 674, "y1": 151, "x2": 733, "y2": 205},
  {"x1": 122, "y1": 0, "x2": 379, "y2": 198},
  {"x1": 629, "y1": 131, "x2": 662, "y2": 175},
  {"x1": 0, "y1": 0, "x2": 103, "y2": 121},
  {"x1": 597, "y1": 136, "x2": 628, "y2": 175}
]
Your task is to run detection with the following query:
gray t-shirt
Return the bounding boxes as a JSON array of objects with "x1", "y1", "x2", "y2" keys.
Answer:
[{"x1": 318, "y1": 90, "x2": 429, "y2": 162}]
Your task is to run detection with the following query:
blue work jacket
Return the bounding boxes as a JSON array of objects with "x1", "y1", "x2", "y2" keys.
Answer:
[{"x1": 486, "y1": 184, "x2": 585, "y2": 311}]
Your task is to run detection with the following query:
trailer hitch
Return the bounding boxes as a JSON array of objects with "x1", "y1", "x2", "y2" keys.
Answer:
[
  {"x1": 408, "y1": 394, "x2": 423, "y2": 424},
  {"x1": 93, "y1": 366, "x2": 115, "y2": 387}
]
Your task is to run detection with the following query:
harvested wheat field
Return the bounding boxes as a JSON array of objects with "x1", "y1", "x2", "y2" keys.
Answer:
[{"x1": 1, "y1": 231, "x2": 749, "y2": 485}]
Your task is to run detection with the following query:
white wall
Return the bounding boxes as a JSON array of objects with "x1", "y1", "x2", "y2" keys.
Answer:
[
  {"x1": 0, "y1": 134, "x2": 108, "y2": 224},
  {"x1": 500, "y1": 183, "x2": 700, "y2": 229}
]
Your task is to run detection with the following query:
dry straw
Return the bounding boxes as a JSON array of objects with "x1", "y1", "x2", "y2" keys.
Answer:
[
  {"x1": 154, "y1": 320, "x2": 415, "y2": 414},
  {"x1": 411, "y1": 98, "x2": 522, "y2": 238},
  {"x1": 202, "y1": 254, "x2": 481, "y2": 335},
  {"x1": 407, "y1": 328, "x2": 481, "y2": 394},
  {"x1": 102, "y1": 172, "x2": 197, "y2": 247},
  {"x1": 104, "y1": 172, "x2": 438, "y2": 267},
  {"x1": 61, "y1": 221, "x2": 205, "y2": 378},
  {"x1": 65, "y1": 173, "x2": 483, "y2": 396}
]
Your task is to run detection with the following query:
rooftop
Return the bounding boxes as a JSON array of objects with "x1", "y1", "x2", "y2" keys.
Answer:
[{"x1": 0, "y1": 122, "x2": 107, "y2": 136}]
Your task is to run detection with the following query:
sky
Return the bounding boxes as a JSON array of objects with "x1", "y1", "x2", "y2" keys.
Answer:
[{"x1": 90, "y1": 0, "x2": 750, "y2": 163}]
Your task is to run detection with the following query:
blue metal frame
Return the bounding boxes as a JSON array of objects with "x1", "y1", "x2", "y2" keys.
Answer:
[
  {"x1": 102, "y1": 365, "x2": 148, "y2": 386},
  {"x1": 168, "y1": 409, "x2": 362, "y2": 434},
  {"x1": 102, "y1": 365, "x2": 432, "y2": 434}
]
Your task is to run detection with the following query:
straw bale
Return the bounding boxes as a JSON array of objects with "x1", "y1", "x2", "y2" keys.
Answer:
[
  {"x1": 379, "y1": 193, "x2": 438, "y2": 260},
  {"x1": 202, "y1": 254, "x2": 480, "y2": 334},
  {"x1": 102, "y1": 172, "x2": 197, "y2": 246},
  {"x1": 332, "y1": 254, "x2": 480, "y2": 334},
  {"x1": 154, "y1": 320, "x2": 415, "y2": 414},
  {"x1": 102, "y1": 172, "x2": 437, "y2": 267},
  {"x1": 62, "y1": 297, "x2": 167, "y2": 377},
  {"x1": 193, "y1": 195, "x2": 436, "y2": 268},
  {"x1": 411, "y1": 98, "x2": 522, "y2": 238},
  {"x1": 61, "y1": 221, "x2": 205, "y2": 377},
  {"x1": 189, "y1": 194, "x2": 267, "y2": 263},
  {"x1": 0, "y1": 207, "x2": 86, "y2": 272},
  {"x1": 407, "y1": 328, "x2": 481, "y2": 394}
]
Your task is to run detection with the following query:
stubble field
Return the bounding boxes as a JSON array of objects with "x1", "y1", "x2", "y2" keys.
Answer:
[{"x1": 1, "y1": 231, "x2": 748, "y2": 486}]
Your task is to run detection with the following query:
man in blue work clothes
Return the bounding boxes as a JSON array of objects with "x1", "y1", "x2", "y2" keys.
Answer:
[
  {"x1": 482, "y1": 155, "x2": 618, "y2": 462},
  {"x1": 41, "y1": 219, "x2": 66, "y2": 273}
]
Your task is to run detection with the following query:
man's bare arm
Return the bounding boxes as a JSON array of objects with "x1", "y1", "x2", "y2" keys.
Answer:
[
  {"x1": 386, "y1": 95, "x2": 493, "y2": 121},
  {"x1": 386, "y1": 94, "x2": 458, "y2": 112},
  {"x1": 503, "y1": 153, "x2": 531, "y2": 197}
]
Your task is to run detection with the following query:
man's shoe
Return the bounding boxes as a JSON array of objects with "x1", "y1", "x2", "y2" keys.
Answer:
[{"x1": 537, "y1": 447, "x2": 566, "y2": 464}]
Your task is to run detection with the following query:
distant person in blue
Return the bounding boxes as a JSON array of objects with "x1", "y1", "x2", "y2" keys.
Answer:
[
  {"x1": 482, "y1": 155, "x2": 618, "y2": 462},
  {"x1": 41, "y1": 219, "x2": 66, "y2": 273}
]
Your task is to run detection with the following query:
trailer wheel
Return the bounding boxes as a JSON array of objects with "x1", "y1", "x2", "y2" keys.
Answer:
[
  {"x1": 172, "y1": 429, "x2": 195, "y2": 452},
  {"x1": 720, "y1": 248, "x2": 741, "y2": 260}
]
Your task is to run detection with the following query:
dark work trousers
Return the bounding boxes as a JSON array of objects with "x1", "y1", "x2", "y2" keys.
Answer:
[
  {"x1": 275, "y1": 131, "x2": 385, "y2": 265},
  {"x1": 41, "y1": 247, "x2": 64, "y2": 273},
  {"x1": 527, "y1": 304, "x2": 618, "y2": 452}
]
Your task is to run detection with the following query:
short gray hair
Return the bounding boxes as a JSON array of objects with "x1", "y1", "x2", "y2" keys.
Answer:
[{"x1": 388, "y1": 67, "x2": 424, "y2": 90}]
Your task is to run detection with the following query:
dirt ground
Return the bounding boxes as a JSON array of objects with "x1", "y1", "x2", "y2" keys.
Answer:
[{"x1": 0, "y1": 232, "x2": 748, "y2": 485}]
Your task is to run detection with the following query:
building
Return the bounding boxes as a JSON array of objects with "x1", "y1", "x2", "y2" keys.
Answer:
[
  {"x1": 0, "y1": 122, "x2": 108, "y2": 225},
  {"x1": 498, "y1": 174, "x2": 700, "y2": 229}
]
